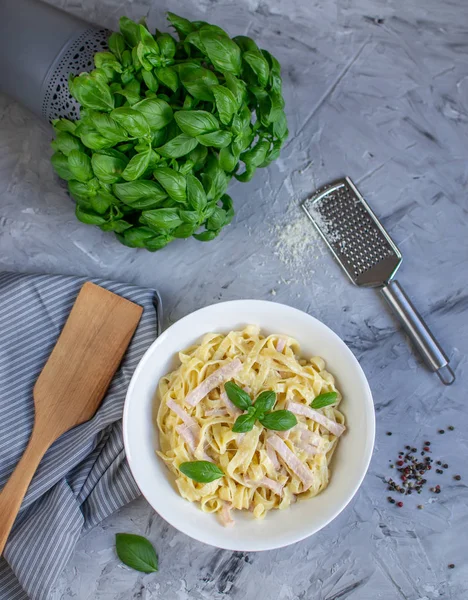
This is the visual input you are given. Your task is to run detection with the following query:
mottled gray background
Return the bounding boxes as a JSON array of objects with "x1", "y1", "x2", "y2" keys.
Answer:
[{"x1": 1, "y1": 0, "x2": 468, "y2": 598}]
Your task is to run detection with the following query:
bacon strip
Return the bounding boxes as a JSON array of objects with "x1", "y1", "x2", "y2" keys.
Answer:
[
  {"x1": 258, "y1": 476, "x2": 284, "y2": 496},
  {"x1": 205, "y1": 408, "x2": 229, "y2": 417},
  {"x1": 219, "y1": 502, "x2": 234, "y2": 527},
  {"x1": 288, "y1": 402, "x2": 345, "y2": 437},
  {"x1": 176, "y1": 424, "x2": 197, "y2": 453},
  {"x1": 186, "y1": 359, "x2": 243, "y2": 406},
  {"x1": 266, "y1": 435, "x2": 314, "y2": 488},
  {"x1": 276, "y1": 339, "x2": 286, "y2": 353},
  {"x1": 167, "y1": 398, "x2": 198, "y2": 429}
]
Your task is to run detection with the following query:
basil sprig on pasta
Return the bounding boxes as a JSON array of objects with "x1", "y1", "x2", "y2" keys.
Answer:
[
  {"x1": 179, "y1": 460, "x2": 224, "y2": 483},
  {"x1": 225, "y1": 382, "x2": 297, "y2": 433},
  {"x1": 50, "y1": 13, "x2": 288, "y2": 251},
  {"x1": 310, "y1": 392, "x2": 338, "y2": 410}
]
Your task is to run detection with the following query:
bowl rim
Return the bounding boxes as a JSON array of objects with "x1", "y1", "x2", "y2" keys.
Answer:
[{"x1": 123, "y1": 299, "x2": 375, "y2": 551}]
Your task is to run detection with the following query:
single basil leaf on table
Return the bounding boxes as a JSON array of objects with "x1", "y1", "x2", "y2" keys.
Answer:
[
  {"x1": 186, "y1": 173, "x2": 207, "y2": 212},
  {"x1": 119, "y1": 16, "x2": 141, "y2": 47},
  {"x1": 310, "y1": 392, "x2": 338, "y2": 410},
  {"x1": 154, "y1": 67, "x2": 179, "y2": 92},
  {"x1": 196, "y1": 130, "x2": 232, "y2": 148},
  {"x1": 199, "y1": 29, "x2": 242, "y2": 75},
  {"x1": 91, "y1": 153, "x2": 128, "y2": 184},
  {"x1": 211, "y1": 85, "x2": 237, "y2": 125},
  {"x1": 166, "y1": 12, "x2": 195, "y2": 40},
  {"x1": 121, "y1": 149, "x2": 151, "y2": 181},
  {"x1": 75, "y1": 205, "x2": 107, "y2": 225},
  {"x1": 259, "y1": 410, "x2": 297, "y2": 431},
  {"x1": 110, "y1": 107, "x2": 150, "y2": 138},
  {"x1": 178, "y1": 64, "x2": 219, "y2": 101},
  {"x1": 174, "y1": 110, "x2": 219, "y2": 137},
  {"x1": 51, "y1": 152, "x2": 74, "y2": 181},
  {"x1": 69, "y1": 74, "x2": 114, "y2": 112},
  {"x1": 179, "y1": 461, "x2": 224, "y2": 483},
  {"x1": 254, "y1": 390, "x2": 276, "y2": 413},
  {"x1": 232, "y1": 413, "x2": 256, "y2": 433},
  {"x1": 51, "y1": 132, "x2": 85, "y2": 156},
  {"x1": 153, "y1": 167, "x2": 186, "y2": 202},
  {"x1": 67, "y1": 150, "x2": 94, "y2": 182},
  {"x1": 113, "y1": 180, "x2": 167, "y2": 202},
  {"x1": 156, "y1": 134, "x2": 198, "y2": 158},
  {"x1": 108, "y1": 32, "x2": 126, "y2": 61},
  {"x1": 115, "y1": 533, "x2": 158, "y2": 573},
  {"x1": 133, "y1": 98, "x2": 173, "y2": 130},
  {"x1": 242, "y1": 51, "x2": 270, "y2": 87},
  {"x1": 141, "y1": 207, "x2": 183, "y2": 230},
  {"x1": 224, "y1": 381, "x2": 252, "y2": 411}
]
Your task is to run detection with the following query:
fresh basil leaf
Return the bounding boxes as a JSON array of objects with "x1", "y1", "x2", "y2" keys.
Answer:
[
  {"x1": 186, "y1": 173, "x2": 207, "y2": 212},
  {"x1": 193, "y1": 229, "x2": 219, "y2": 241},
  {"x1": 94, "y1": 51, "x2": 123, "y2": 74},
  {"x1": 179, "y1": 460, "x2": 224, "y2": 483},
  {"x1": 67, "y1": 150, "x2": 93, "y2": 182},
  {"x1": 177, "y1": 159, "x2": 194, "y2": 176},
  {"x1": 110, "y1": 107, "x2": 150, "y2": 137},
  {"x1": 52, "y1": 119, "x2": 77, "y2": 135},
  {"x1": 235, "y1": 164, "x2": 256, "y2": 182},
  {"x1": 142, "y1": 70, "x2": 159, "y2": 92},
  {"x1": 220, "y1": 194, "x2": 234, "y2": 225},
  {"x1": 91, "y1": 153, "x2": 127, "y2": 183},
  {"x1": 202, "y1": 155, "x2": 229, "y2": 200},
  {"x1": 206, "y1": 207, "x2": 226, "y2": 230},
  {"x1": 199, "y1": 29, "x2": 241, "y2": 75},
  {"x1": 232, "y1": 128, "x2": 254, "y2": 155},
  {"x1": 121, "y1": 226, "x2": 156, "y2": 247},
  {"x1": 113, "y1": 180, "x2": 167, "y2": 203},
  {"x1": 101, "y1": 219, "x2": 132, "y2": 233},
  {"x1": 242, "y1": 51, "x2": 270, "y2": 87},
  {"x1": 310, "y1": 392, "x2": 338, "y2": 410},
  {"x1": 232, "y1": 35, "x2": 259, "y2": 53},
  {"x1": 69, "y1": 73, "x2": 114, "y2": 111},
  {"x1": 121, "y1": 149, "x2": 151, "y2": 181},
  {"x1": 242, "y1": 139, "x2": 270, "y2": 167},
  {"x1": 90, "y1": 191, "x2": 113, "y2": 214},
  {"x1": 78, "y1": 127, "x2": 114, "y2": 151},
  {"x1": 273, "y1": 111, "x2": 288, "y2": 140},
  {"x1": 141, "y1": 207, "x2": 183, "y2": 230},
  {"x1": 51, "y1": 152, "x2": 74, "y2": 180},
  {"x1": 108, "y1": 32, "x2": 126, "y2": 61},
  {"x1": 224, "y1": 73, "x2": 246, "y2": 107},
  {"x1": 145, "y1": 235, "x2": 173, "y2": 250},
  {"x1": 196, "y1": 130, "x2": 232, "y2": 148},
  {"x1": 224, "y1": 381, "x2": 252, "y2": 411},
  {"x1": 254, "y1": 391, "x2": 276, "y2": 413},
  {"x1": 179, "y1": 209, "x2": 199, "y2": 225},
  {"x1": 174, "y1": 110, "x2": 219, "y2": 137},
  {"x1": 75, "y1": 205, "x2": 107, "y2": 225},
  {"x1": 68, "y1": 179, "x2": 93, "y2": 202},
  {"x1": 167, "y1": 12, "x2": 195, "y2": 40},
  {"x1": 51, "y1": 132, "x2": 85, "y2": 156},
  {"x1": 121, "y1": 49, "x2": 132, "y2": 68},
  {"x1": 119, "y1": 16, "x2": 141, "y2": 47},
  {"x1": 173, "y1": 223, "x2": 198, "y2": 238},
  {"x1": 157, "y1": 33, "x2": 176, "y2": 58},
  {"x1": 232, "y1": 413, "x2": 256, "y2": 433},
  {"x1": 211, "y1": 85, "x2": 237, "y2": 125},
  {"x1": 156, "y1": 134, "x2": 198, "y2": 158},
  {"x1": 153, "y1": 167, "x2": 186, "y2": 202},
  {"x1": 218, "y1": 145, "x2": 238, "y2": 172},
  {"x1": 184, "y1": 31, "x2": 206, "y2": 53},
  {"x1": 259, "y1": 410, "x2": 297, "y2": 431},
  {"x1": 115, "y1": 81, "x2": 141, "y2": 106},
  {"x1": 187, "y1": 144, "x2": 208, "y2": 171},
  {"x1": 179, "y1": 64, "x2": 219, "y2": 101},
  {"x1": 91, "y1": 113, "x2": 128, "y2": 143},
  {"x1": 133, "y1": 98, "x2": 173, "y2": 130},
  {"x1": 155, "y1": 67, "x2": 179, "y2": 92},
  {"x1": 115, "y1": 533, "x2": 158, "y2": 574}
]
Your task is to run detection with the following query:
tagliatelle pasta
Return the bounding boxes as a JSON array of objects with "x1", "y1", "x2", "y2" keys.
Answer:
[{"x1": 155, "y1": 326, "x2": 346, "y2": 526}]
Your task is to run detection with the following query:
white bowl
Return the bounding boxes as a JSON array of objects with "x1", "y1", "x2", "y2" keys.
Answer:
[{"x1": 123, "y1": 300, "x2": 375, "y2": 551}]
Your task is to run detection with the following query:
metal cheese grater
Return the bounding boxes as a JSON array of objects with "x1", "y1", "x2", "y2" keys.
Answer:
[{"x1": 302, "y1": 177, "x2": 455, "y2": 385}]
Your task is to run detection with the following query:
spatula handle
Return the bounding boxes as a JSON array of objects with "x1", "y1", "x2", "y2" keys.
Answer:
[
  {"x1": 0, "y1": 427, "x2": 49, "y2": 555},
  {"x1": 381, "y1": 279, "x2": 455, "y2": 385}
]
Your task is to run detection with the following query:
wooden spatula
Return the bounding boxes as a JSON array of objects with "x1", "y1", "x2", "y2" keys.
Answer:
[{"x1": 0, "y1": 282, "x2": 143, "y2": 555}]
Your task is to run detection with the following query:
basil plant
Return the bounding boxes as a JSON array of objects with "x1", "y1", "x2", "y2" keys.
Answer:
[{"x1": 50, "y1": 13, "x2": 288, "y2": 250}]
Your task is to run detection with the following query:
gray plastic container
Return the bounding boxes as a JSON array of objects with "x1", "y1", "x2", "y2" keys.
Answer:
[{"x1": 0, "y1": 0, "x2": 110, "y2": 122}]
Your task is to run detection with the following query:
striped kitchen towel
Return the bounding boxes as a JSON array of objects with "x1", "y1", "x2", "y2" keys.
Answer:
[{"x1": 0, "y1": 272, "x2": 160, "y2": 600}]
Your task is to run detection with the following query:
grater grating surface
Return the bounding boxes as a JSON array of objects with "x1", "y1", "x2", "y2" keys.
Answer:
[{"x1": 302, "y1": 177, "x2": 402, "y2": 287}]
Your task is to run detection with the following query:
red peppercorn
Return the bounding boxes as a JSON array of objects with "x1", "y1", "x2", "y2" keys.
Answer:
[
  {"x1": 401, "y1": 475, "x2": 407, "y2": 482},
  {"x1": 397, "y1": 460, "x2": 404, "y2": 466},
  {"x1": 423, "y1": 447, "x2": 430, "y2": 451},
  {"x1": 397, "y1": 501, "x2": 403, "y2": 507}
]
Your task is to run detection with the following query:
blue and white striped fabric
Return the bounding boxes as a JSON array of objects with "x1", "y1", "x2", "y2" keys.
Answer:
[{"x1": 0, "y1": 272, "x2": 160, "y2": 600}]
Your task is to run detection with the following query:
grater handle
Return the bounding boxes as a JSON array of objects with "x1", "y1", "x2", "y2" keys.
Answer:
[{"x1": 381, "y1": 280, "x2": 455, "y2": 385}]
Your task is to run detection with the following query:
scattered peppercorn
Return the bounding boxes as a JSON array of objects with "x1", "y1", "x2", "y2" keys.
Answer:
[
  {"x1": 443, "y1": 463, "x2": 449, "y2": 469},
  {"x1": 436, "y1": 461, "x2": 442, "y2": 465},
  {"x1": 425, "y1": 441, "x2": 431, "y2": 446},
  {"x1": 412, "y1": 447, "x2": 417, "y2": 453},
  {"x1": 423, "y1": 447, "x2": 430, "y2": 452},
  {"x1": 436, "y1": 469, "x2": 443, "y2": 474},
  {"x1": 454, "y1": 475, "x2": 461, "y2": 481},
  {"x1": 448, "y1": 426, "x2": 454, "y2": 431},
  {"x1": 386, "y1": 431, "x2": 392, "y2": 436},
  {"x1": 417, "y1": 504, "x2": 423, "y2": 509},
  {"x1": 438, "y1": 429, "x2": 445, "y2": 434},
  {"x1": 448, "y1": 564, "x2": 455, "y2": 569},
  {"x1": 397, "y1": 501, "x2": 403, "y2": 507}
]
